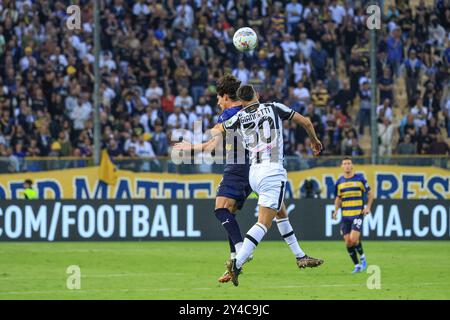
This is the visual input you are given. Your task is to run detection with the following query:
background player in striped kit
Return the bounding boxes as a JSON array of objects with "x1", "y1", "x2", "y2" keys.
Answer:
[{"x1": 332, "y1": 157, "x2": 374, "y2": 273}]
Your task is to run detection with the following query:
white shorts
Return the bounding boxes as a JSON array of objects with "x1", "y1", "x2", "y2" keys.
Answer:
[{"x1": 249, "y1": 163, "x2": 287, "y2": 211}]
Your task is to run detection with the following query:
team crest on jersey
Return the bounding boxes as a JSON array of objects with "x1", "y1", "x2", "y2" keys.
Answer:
[{"x1": 225, "y1": 117, "x2": 236, "y2": 128}]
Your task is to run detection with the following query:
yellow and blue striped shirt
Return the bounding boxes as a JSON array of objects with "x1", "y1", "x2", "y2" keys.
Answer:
[{"x1": 335, "y1": 174, "x2": 370, "y2": 217}]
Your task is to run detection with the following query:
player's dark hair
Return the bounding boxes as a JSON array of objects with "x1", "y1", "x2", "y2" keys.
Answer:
[
  {"x1": 216, "y1": 74, "x2": 241, "y2": 101},
  {"x1": 342, "y1": 156, "x2": 352, "y2": 163},
  {"x1": 236, "y1": 85, "x2": 256, "y2": 102}
]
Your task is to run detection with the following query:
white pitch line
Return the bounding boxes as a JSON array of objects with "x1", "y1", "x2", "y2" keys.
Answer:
[
  {"x1": 0, "y1": 272, "x2": 188, "y2": 281},
  {"x1": 0, "y1": 282, "x2": 448, "y2": 296}
]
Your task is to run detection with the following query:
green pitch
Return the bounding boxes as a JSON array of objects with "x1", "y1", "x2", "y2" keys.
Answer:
[{"x1": 0, "y1": 241, "x2": 449, "y2": 300}]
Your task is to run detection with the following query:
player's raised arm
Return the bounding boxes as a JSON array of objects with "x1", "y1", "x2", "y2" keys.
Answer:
[
  {"x1": 291, "y1": 112, "x2": 323, "y2": 156},
  {"x1": 173, "y1": 123, "x2": 225, "y2": 152}
]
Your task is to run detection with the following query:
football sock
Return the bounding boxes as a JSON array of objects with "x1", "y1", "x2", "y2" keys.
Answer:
[
  {"x1": 355, "y1": 242, "x2": 364, "y2": 257},
  {"x1": 236, "y1": 223, "x2": 267, "y2": 269},
  {"x1": 215, "y1": 208, "x2": 243, "y2": 249},
  {"x1": 228, "y1": 236, "x2": 236, "y2": 259},
  {"x1": 347, "y1": 246, "x2": 359, "y2": 265},
  {"x1": 276, "y1": 218, "x2": 305, "y2": 259}
]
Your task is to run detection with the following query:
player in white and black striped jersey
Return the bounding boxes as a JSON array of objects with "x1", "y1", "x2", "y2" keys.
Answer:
[{"x1": 219, "y1": 85, "x2": 323, "y2": 286}]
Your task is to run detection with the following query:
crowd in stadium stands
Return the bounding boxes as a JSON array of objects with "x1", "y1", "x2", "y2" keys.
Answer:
[{"x1": 0, "y1": 0, "x2": 449, "y2": 172}]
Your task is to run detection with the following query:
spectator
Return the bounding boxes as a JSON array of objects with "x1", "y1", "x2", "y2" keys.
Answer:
[
  {"x1": 333, "y1": 79, "x2": 353, "y2": 116},
  {"x1": 358, "y1": 81, "x2": 372, "y2": 135},
  {"x1": 282, "y1": 120, "x2": 296, "y2": 156},
  {"x1": 152, "y1": 121, "x2": 169, "y2": 157},
  {"x1": 402, "y1": 49, "x2": 424, "y2": 103},
  {"x1": 377, "y1": 99, "x2": 394, "y2": 123},
  {"x1": 386, "y1": 27, "x2": 404, "y2": 76},
  {"x1": 311, "y1": 80, "x2": 329, "y2": 112},
  {"x1": 58, "y1": 131, "x2": 72, "y2": 157},
  {"x1": 107, "y1": 138, "x2": 123, "y2": 158},
  {"x1": 417, "y1": 125, "x2": 432, "y2": 154},
  {"x1": 378, "y1": 67, "x2": 394, "y2": 103},
  {"x1": 174, "y1": 88, "x2": 194, "y2": 113},
  {"x1": 286, "y1": 0, "x2": 303, "y2": 33},
  {"x1": 280, "y1": 33, "x2": 298, "y2": 64},
  {"x1": 70, "y1": 93, "x2": 92, "y2": 131},
  {"x1": 310, "y1": 41, "x2": 328, "y2": 81},
  {"x1": 145, "y1": 79, "x2": 164, "y2": 101},
  {"x1": 443, "y1": 97, "x2": 450, "y2": 138},
  {"x1": 292, "y1": 52, "x2": 311, "y2": 84},
  {"x1": 328, "y1": 0, "x2": 346, "y2": 25},
  {"x1": 190, "y1": 56, "x2": 208, "y2": 104},
  {"x1": 292, "y1": 80, "x2": 310, "y2": 110},
  {"x1": 167, "y1": 106, "x2": 188, "y2": 130},
  {"x1": 397, "y1": 134, "x2": 417, "y2": 155},
  {"x1": 325, "y1": 70, "x2": 341, "y2": 100},
  {"x1": 195, "y1": 96, "x2": 213, "y2": 128},
  {"x1": 348, "y1": 51, "x2": 366, "y2": 96},
  {"x1": 428, "y1": 133, "x2": 450, "y2": 155},
  {"x1": 161, "y1": 87, "x2": 176, "y2": 114},
  {"x1": 410, "y1": 98, "x2": 428, "y2": 128},
  {"x1": 232, "y1": 61, "x2": 250, "y2": 85},
  {"x1": 135, "y1": 134, "x2": 155, "y2": 159},
  {"x1": 378, "y1": 118, "x2": 395, "y2": 157},
  {"x1": 297, "y1": 32, "x2": 315, "y2": 60}
]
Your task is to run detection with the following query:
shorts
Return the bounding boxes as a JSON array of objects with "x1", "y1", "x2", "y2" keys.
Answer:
[
  {"x1": 340, "y1": 214, "x2": 364, "y2": 236},
  {"x1": 249, "y1": 163, "x2": 287, "y2": 211},
  {"x1": 216, "y1": 174, "x2": 253, "y2": 210}
]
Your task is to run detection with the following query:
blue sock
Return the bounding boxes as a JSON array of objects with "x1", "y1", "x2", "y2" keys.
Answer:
[{"x1": 215, "y1": 208, "x2": 243, "y2": 248}]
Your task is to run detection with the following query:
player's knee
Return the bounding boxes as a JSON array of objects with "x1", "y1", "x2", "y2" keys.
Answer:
[
  {"x1": 215, "y1": 202, "x2": 235, "y2": 213},
  {"x1": 276, "y1": 209, "x2": 287, "y2": 219},
  {"x1": 259, "y1": 220, "x2": 272, "y2": 230},
  {"x1": 350, "y1": 235, "x2": 359, "y2": 246},
  {"x1": 344, "y1": 237, "x2": 353, "y2": 247}
]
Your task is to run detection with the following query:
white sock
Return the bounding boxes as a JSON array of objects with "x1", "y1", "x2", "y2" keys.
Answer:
[
  {"x1": 230, "y1": 252, "x2": 236, "y2": 259},
  {"x1": 276, "y1": 218, "x2": 305, "y2": 259},
  {"x1": 235, "y1": 223, "x2": 267, "y2": 269},
  {"x1": 235, "y1": 241, "x2": 243, "y2": 253}
]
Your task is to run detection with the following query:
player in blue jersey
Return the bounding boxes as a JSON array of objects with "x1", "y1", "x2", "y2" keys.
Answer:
[
  {"x1": 332, "y1": 157, "x2": 374, "y2": 273},
  {"x1": 175, "y1": 75, "x2": 323, "y2": 283}
]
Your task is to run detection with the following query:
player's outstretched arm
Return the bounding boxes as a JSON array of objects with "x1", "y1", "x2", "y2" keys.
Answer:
[
  {"x1": 291, "y1": 112, "x2": 323, "y2": 155},
  {"x1": 173, "y1": 123, "x2": 225, "y2": 152}
]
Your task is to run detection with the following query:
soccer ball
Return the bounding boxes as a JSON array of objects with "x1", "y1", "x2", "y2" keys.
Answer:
[{"x1": 233, "y1": 27, "x2": 258, "y2": 52}]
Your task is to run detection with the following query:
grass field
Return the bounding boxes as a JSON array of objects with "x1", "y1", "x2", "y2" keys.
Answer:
[{"x1": 0, "y1": 241, "x2": 449, "y2": 300}]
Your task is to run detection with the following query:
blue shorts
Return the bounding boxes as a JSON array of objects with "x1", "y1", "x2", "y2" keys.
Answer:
[
  {"x1": 340, "y1": 214, "x2": 364, "y2": 236},
  {"x1": 216, "y1": 174, "x2": 252, "y2": 210}
]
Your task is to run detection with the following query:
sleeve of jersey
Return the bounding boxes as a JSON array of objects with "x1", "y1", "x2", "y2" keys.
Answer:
[
  {"x1": 273, "y1": 102, "x2": 295, "y2": 120},
  {"x1": 360, "y1": 175, "x2": 371, "y2": 192},
  {"x1": 222, "y1": 114, "x2": 240, "y2": 131}
]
